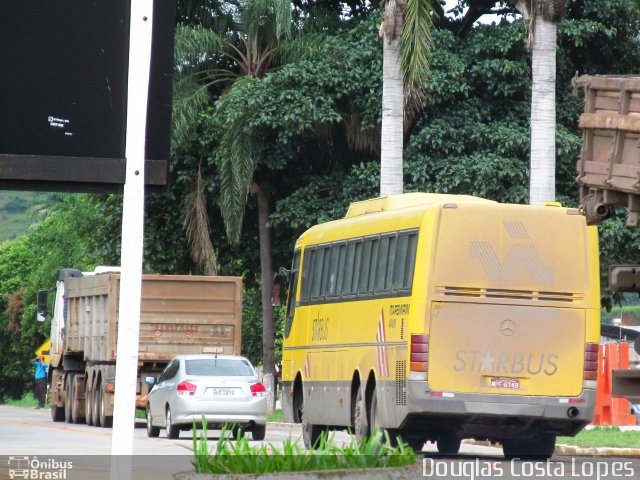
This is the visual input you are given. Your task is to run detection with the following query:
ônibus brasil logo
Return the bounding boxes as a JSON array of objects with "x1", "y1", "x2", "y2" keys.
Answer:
[{"x1": 7, "y1": 456, "x2": 72, "y2": 480}]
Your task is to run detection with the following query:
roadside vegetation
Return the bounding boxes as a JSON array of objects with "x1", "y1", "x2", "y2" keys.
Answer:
[
  {"x1": 558, "y1": 426, "x2": 640, "y2": 449},
  {"x1": 191, "y1": 423, "x2": 415, "y2": 474}
]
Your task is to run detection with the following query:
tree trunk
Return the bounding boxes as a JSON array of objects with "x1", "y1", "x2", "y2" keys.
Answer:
[
  {"x1": 528, "y1": 14, "x2": 557, "y2": 205},
  {"x1": 380, "y1": 5, "x2": 404, "y2": 197},
  {"x1": 253, "y1": 181, "x2": 276, "y2": 411}
]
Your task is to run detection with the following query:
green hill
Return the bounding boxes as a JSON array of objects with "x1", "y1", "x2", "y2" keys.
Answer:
[{"x1": 0, "y1": 191, "x2": 37, "y2": 243}]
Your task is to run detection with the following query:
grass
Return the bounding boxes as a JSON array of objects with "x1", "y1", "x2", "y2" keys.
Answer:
[
  {"x1": 267, "y1": 409, "x2": 284, "y2": 422},
  {"x1": 558, "y1": 426, "x2": 640, "y2": 449},
  {"x1": 3, "y1": 393, "x2": 39, "y2": 408},
  {"x1": 191, "y1": 422, "x2": 416, "y2": 475}
]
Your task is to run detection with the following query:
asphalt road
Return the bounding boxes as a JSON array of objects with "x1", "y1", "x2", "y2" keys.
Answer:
[{"x1": 2, "y1": 405, "x2": 639, "y2": 480}]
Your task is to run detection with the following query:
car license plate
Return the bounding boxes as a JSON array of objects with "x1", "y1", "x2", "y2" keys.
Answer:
[
  {"x1": 490, "y1": 377, "x2": 520, "y2": 390},
  {"x1": 208, "y1": 387, "x2": 237, "y2": 397}
]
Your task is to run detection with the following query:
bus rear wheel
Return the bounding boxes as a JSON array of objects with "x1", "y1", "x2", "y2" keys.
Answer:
[
  {"x1": 353, "y1": 384, "x2": 370, "y2": 445},
  {"x1": 437, "y1": 434, "x2": 461, "y2": 455},
  {"x1": 301, "y1": 402, "x2": 323, "y2": 449},
  {"x1": 502, "y1": 433, "x2": 556, "y2": 460}
]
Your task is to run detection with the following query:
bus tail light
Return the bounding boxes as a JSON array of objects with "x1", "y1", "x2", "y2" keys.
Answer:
[
  {"x1": 410, "y1": 334, "x2": 429, "y2": 381},
  {"x1": 583, "y1": 343, "x2": 599, "y2": 381}
]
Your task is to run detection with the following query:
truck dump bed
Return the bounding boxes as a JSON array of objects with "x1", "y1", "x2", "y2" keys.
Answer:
[
  {"x1": 63, "y1": 273, "x2": 242, "y2": 362},
  {"x1": 574, "y1": 75, "x2": 640, "y2": 226}
]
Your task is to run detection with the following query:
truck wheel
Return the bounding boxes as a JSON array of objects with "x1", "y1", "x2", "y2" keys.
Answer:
[
  {"x1": 251, "y1": 424, "x2": 266, "y2": 441},
  {"x1": 92, "y1": 379, "x2": 101, "y2": 426},
  {"x1": 98, "y1": 384, "x2": 113, "y2": 428},
  {"x1": 70, "y1": 377, "x2": 85, "y2": 424},
  {"x1": 64, "y1": 374, "x2": 75, "y2": 423},
  {"x1": 51, "y1": 404, "x2": 64, "y2": 422},
  {"x1": 165, "y1": 406, "x2": 179, "y2": 439},
  {"x1": 146, "y1": 408, "x2": 159, "y2": 438},
  {"x1": 85, "y1": 376, "x2": 94, "y2": 426}
]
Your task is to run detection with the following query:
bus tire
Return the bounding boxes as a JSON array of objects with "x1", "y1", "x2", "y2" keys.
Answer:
[
  {"x1": 354, "y1": 384, "x2": 370, "y2": 444},
  {"x1": 437, "y1": 434, "x2": 461, "y2": 455},
  {"x1": 301, "y1": 402, "x2": 323, "y2": 449},
  {"x1": 369, "y1": 388, "x2": 407, "y2": 448},
  {"x1": 503, "y1": 433, "x2": 556, "y2": 460}
]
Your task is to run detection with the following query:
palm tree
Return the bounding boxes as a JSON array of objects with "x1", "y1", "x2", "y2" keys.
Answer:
[
  {"x1": 514, "y1": 0, "x2": 566, "y2": 205},
  {"x1": 379, "y1": 0, "x2": 433, "y2": 196},
  {"x1": 172, "y1": 0, "x2": 296, "y2": 400}
]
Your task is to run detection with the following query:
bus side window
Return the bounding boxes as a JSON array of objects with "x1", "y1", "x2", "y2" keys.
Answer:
[
  {"x1": 300, "y1": 247, "x2": 316, "y2": 301},
  {"x1": 403, "y1": 233, "x2": 418, "y2": 289},
  {"x1": 358, "y1": 238, "x2": 374, "y2": 294},
  {"x1": 284, "y1": 251, "x2": 301, "y2": 338}
]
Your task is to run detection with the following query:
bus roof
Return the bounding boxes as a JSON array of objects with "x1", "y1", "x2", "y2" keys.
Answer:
[{"x1": 344, "y1": 193, "x2": 496, "y2": 218}]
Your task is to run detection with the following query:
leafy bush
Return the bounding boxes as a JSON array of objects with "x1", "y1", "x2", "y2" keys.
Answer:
[{"x1": 191, "y1": 422, "x2": 416, "y2": 475}]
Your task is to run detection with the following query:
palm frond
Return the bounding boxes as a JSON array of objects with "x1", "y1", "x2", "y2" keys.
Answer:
[
  {"x1": 271, "y1": 33, "x2": 326, "y2": 65},
  {"x1": 400, "y1": 0, "x2": 434, "y2": 114},
  {"x1": 174, "y1": 24, "x2": 229, "y2": 68},
  {"x1": 217, "y1": 102, "x2": 260, "y2": 245},
  {"x1": 183, "y1": 166, "x2": 218, "y2": 275},
  {"x1": 171, "y1": 75, "x2": 211, "y2": 150}
]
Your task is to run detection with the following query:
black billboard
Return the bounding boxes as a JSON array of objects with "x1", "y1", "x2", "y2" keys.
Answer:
[{"x1": 0, "y1": 0, "x2": 176, "y2": 192}]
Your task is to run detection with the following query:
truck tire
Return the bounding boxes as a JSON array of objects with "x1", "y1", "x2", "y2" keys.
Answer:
[
  {"x1": 92, "y1": 378, "x2": 101, "y2": 426},
  {"x1": 70, "y1": 376, "x2": 85, "y2": 424},
  {"x1": 85, "y1": 373, "x2": 94, "y2": 426},
  {"x1": 98, "y1": 384, "x2": 113, "y2": 428},
  {"x1": 64, "y1": 374, "x2": 75, "y2": 423},
  {"x1": 51, "y1": 404, "x2": 64, "y2": 422}
]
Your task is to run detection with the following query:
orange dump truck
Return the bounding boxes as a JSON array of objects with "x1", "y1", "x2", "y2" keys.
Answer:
[{"x1": 41, "y1": 268, "x2": 242, "y2": 427}]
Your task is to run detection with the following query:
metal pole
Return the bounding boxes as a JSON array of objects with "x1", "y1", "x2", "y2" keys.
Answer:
[{"x1": 110, "y1": 1, "x2": 154, "y2": 479}]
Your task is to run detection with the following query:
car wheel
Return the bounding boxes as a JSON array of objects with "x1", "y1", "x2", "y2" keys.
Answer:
[
  {"x1": 165, "y1": 406, "x2": 179, "y2": 439},
  {"x1": 146, "y1": 408, "x2": 159, "y2": 438},
  {"x1": 252, "y1": 424, "x2": 266, "y2": 441}
]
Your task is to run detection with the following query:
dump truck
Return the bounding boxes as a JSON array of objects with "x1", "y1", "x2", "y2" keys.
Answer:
[
  {"x1": 40, "y1": 267, "x2": 242, "y2": 427},
  {"x1": 574, "y1": 74, "x2": 640, "y2": 401}
]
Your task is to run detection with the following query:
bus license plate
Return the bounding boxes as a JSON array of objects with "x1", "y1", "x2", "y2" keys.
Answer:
[
  {"x1": 490, "y1": 377, "x2": 520, "y2": 390},
  {"x1": 208, "y1": 388, "x2": 237, "y2": 397}
]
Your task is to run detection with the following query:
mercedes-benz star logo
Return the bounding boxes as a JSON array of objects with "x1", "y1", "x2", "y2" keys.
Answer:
[{"x1": 500, "y1": 319, "x2": 516, "y2": 336}]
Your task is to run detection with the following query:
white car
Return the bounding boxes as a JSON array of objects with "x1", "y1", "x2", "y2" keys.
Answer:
[{"x1": 146, "y1": 354, "x2": 267, "y2": 440}]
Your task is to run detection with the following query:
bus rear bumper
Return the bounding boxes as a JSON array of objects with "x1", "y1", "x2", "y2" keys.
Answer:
[{"x1": 401, "y1": 381, "x2": 596, "y2": 439}]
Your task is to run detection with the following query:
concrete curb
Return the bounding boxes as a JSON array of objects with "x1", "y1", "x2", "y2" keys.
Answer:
[
  {"x1": 463, "y1": 439, "x2": 640, "y2": 456},
  {"x1": 176, "y1": 462, "x2": 424, "y2": 480}
]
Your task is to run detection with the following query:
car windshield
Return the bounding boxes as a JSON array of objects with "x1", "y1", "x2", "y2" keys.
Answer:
[{"x1": 185, "y1": 358, "x2": 254, "y2": 377}]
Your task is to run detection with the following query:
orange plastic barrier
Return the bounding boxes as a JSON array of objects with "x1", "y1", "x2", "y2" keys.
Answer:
[{"x1": 592, "y1": 343, "x2": 636, "y2": 426}]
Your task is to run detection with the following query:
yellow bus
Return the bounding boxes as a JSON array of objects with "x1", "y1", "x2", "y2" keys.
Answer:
[{"x1": 275, "y1": 193, "x2": 600, "y2": 458}]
